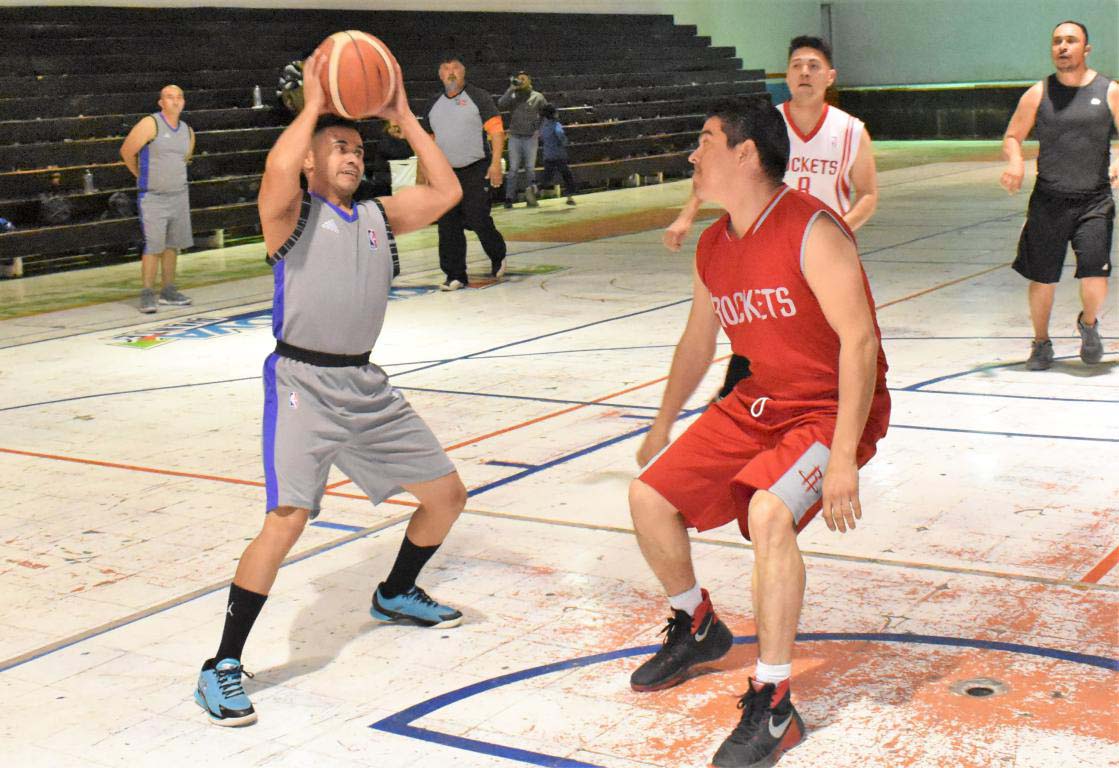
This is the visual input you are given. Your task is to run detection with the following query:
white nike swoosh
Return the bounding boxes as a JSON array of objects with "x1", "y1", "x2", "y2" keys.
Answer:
[
  {"x1": 768, "y1": 714, "x2": 792, "y2": 739},
  {"x1": 694, "y1": 616, "x2": 712, "y2": 642}
]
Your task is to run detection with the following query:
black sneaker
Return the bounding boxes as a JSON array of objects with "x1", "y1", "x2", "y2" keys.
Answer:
[
  {"x1": 712, "y1": 679, "x2": 805, "y2": 767},
  {"x1": 629, "y1": 588, "x2": 733, "y2": 691},
  {"x1": 1077, "y1": 312, "x2": 1103, "y2": 364},
  {"x1": 1025, "y1": 338, "x2": 1053, "y2": 371}
]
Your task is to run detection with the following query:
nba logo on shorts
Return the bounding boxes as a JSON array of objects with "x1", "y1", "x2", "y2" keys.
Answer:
[
  {"x1": 289, "y1": 391, "x2": 299, "y2": 409},
  {"x1": 368, "y1": 228, "x2": 378, "y2": 253}
]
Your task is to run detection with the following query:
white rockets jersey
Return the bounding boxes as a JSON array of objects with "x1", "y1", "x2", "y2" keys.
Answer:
[{"x1": 780, "y1": 101, "x2": 863, "y2": 215}]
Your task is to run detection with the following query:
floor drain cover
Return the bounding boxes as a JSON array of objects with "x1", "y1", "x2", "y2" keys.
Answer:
[{"x1": 950, "y1": 678, "x2": 1009, "y2": 697}]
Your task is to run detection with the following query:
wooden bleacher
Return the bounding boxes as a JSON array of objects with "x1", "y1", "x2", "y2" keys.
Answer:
[{"x1": 0, "y1": 6, "x2": 767, "y2": 275}]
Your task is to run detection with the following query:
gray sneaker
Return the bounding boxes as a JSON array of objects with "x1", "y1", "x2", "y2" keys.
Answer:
[
  {"x1": 159, "y1": 284, "x2": 192, "y2": 306},
  {"x1": 524, "y1": 185, "x2": 538, "y2": 208},
  {"x1": 1025, "y1": 338, "x2": 1054, "y2": 371},
  {"x1": 139, "y1": 288, "x2": 157, "y2": 314},
  {"x1": 1077, "y1": 312, "x2": 1103, "y2": 364}
]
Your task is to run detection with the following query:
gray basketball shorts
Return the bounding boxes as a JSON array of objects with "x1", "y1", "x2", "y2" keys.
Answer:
[
  {"x1": 138, "y1": 189, "x2": 193, "y2": 253},
  {"x1": 261, "y1": 354, "x2": 456, "y2": 515}
]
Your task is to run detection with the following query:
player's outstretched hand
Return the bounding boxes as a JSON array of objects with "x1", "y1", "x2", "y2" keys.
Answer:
[
  {"x1": 821, "y1": 459, "x2": 860, "y2": 534},
  {"x1": 662, "y1": 215, "x2": 692, "y2": 252},
  {"x1": 636, "y1": 428, "x2": 669, "y2": 468},
  {"x1": 376, "y1": 59, "x2": 412, "y2": 124},
  {"x1": 300, "y1": 51, "x2": 330, "y2": 116}
]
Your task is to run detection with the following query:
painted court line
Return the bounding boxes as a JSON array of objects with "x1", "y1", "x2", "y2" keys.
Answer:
[
  {"x1": 369, "y1": 632, "x2": 1118, "y2": 768},
  {"x1": 456, "y1": 506, "x2": 1118, "y2": 593},
  {"x1": 0, "y1": 511, "x2": 415, "y2": 673},
  {"x1": 1081, "y1": 544, "x2": 1119, "y2": 584}
]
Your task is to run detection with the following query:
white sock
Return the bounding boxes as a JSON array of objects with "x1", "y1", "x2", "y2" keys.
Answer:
[
  {"x1": 667, "y1": 583, "x2": 703, "y2": 616},
  {"x1": 754, "y1": 660, "x2": 792, "y2": 686}
]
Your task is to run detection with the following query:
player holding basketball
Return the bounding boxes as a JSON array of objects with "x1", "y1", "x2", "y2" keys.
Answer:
[
  {"x1": 1001, "y1": 20, "x2": 1118, "y2": 370},
  {"x1": 665, "y1": 36, "x2": 879, "y2": 398},
  {"x1": 193, "y1": 50, "x2": 465, "y2": 726},
  {"x1": 629, "y1": 99, "x2": 890, "y2": 767}
]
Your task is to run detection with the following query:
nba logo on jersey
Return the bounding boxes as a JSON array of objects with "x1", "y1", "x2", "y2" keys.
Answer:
[
  {"x1": 368, "y1": 228, "x2": 378, "y2": 253},
  {"x1": 289, "y1": 391, "x2": 299, "y2": 409}
]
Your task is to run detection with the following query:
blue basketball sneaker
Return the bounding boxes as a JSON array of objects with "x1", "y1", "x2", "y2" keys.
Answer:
[
  {"x1": 371, "y1": 583, "x2": 463, "y2": 628},
  {"x1": 194, "y1": 657, "x2": 257, "y2": 726}
]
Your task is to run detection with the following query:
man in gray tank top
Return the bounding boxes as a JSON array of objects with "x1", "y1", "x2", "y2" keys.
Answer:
[
  {"x1": 120, "y1": 85, "x2": 195, "y2": 313},
  {"x1": 1001, "y1": 20, "x2": 1119, "y2": 369},
  {"x1": 192, "y1": 52, "x2": 465, "y2": 727}
]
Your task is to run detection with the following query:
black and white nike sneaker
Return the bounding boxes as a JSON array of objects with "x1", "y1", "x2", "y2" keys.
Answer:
[
  {"x1": 629, "y1": 588, "x2": 733, "y2": 691},
  {"x1": 712, "y1": 679, "x2": 805, "y2": 767}
]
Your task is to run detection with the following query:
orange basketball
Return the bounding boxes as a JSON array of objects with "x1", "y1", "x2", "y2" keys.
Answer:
[{"x1": 314, "y1": 30, "x2": 398, "y2": 119}]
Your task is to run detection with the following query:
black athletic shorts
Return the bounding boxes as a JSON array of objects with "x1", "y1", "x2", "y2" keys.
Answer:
[{"x1": 1013, "y1": 188, "x2": 1114, "y2": 284}]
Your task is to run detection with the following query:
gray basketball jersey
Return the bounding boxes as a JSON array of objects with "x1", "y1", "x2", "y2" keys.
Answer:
[
  {"x1": 268, "y1": 192, "x2": 400, "y2": 355},
  {"x1": 138, "y1": 113, "x2": 191, "y2": 194}
]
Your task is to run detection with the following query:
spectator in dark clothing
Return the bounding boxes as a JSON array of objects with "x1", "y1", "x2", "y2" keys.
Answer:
[
  {"x1": 538, "y1": 104, "x2": 576, "y2": 206},
  {"x1": 498, "y1": 71, "x2": 549, "y2": 208}
]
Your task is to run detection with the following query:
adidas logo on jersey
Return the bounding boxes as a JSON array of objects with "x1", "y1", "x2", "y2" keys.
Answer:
[{"x1": 320, "y1": 219, "x2": 340, "y2": 233}]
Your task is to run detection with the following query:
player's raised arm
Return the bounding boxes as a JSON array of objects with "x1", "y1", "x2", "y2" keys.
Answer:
[{"x1": 259, "y1": 52, "x2": 329, "y2": 254}]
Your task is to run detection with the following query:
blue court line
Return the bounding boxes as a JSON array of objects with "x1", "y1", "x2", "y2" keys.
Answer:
[
  {"x1": 0, "y1": 375, "x2": 258, "y2": 413},
  {"x1": 863, "y1": 259, "x2": 1009, "y2": 265},
  {"x1": 859, "y1": 211, "x2": 1020, "y2": 257},
  {"x1": 889, "y1": 423, "x2": 1118, "y2": 443},
  {"x1": 485, "y1": 460, "x2": 540, "y2": 470},
  {"x1": 370, "y1": 632, "x2": 1117, "y2": 768},
  {"x1": 0, "y1": 511, "x2": 412, "y2": 673},
  {"x1": 397, "y1": 385, "x2": 659, "y2": 412},
  {"x1": 904, "y1": 351, "x2": 1118, "y2": 390},
  {"x1": 466, "y1": 406, "x2": 705, "y2": 499},
  {"x1": 389, "y1": 298, "x2": 692, "y2": 379},
  {"x1": 0, "y1": 238, "x2": 583, "y2": 352},
  {"x1": 911, "y1": 388, "x2": 1119, "y2": 404},
  {"x1": 310, "y1": 520, "x2": 366, "y2": 533}
]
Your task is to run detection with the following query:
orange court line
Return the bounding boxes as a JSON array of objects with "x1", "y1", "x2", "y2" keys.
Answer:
[
  {"x1": 1081, "y1": 544, "x2": 1119, "y2": 584},
  {"x1": 323, "y1": 353, "x2": 735, "y2": 492},
  {"x1": 0, "y1": 447, "x2": 264, "y2": 488},
  {"x1": 0, "y1": 446, "x2": 420, "y2": 510},
  {"x1": 4, "y1": 262, "x2": 1015, "y2": 496},
  {"x1": 875, "y1": 262, "x2": 1009, "y2": 310}
]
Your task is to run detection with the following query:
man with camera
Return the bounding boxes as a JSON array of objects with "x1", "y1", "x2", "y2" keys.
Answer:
[{"x1": 498, "y1": 71, "x2": 549, "y2": 209}]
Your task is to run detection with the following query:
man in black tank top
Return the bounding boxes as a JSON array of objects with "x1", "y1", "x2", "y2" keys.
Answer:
[{"x1": 1001, "y1": 20, "x2": 1118, "y2": 370}]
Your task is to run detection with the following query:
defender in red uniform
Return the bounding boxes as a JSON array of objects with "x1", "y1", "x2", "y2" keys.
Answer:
[{"x1": 628, "y1": 99, "x2": 890, "y2": 768}]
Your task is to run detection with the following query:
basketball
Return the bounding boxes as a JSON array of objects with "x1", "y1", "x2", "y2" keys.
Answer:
[{"x1": 314, "y1": 30, "x2": 398, "y2": 120}]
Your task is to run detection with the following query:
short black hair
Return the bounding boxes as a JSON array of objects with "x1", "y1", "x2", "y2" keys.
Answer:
[
  {"x1": 313, "y1": 114, "x2": 361, "y2": 137},
  {"x1": 788, "y1": 35, "x2": 833, "y2": 66},
  {"x1": 440, "y1": 53, "x2": 465, "y2": 66},
  {"x1": 1053, "y1": 20, "x2": 1088, "y2": 44},
  {"x1": 541, "y1": 103, "x2": 557, "y2": 119},
  {"x1": 706, "y1": 98, "x2": 789, "y2": 184}
]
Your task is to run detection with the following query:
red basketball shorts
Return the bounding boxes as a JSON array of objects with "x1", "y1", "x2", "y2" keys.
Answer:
[{"x1": 638, "y1": 390, "x2": 887, "y2": 540}]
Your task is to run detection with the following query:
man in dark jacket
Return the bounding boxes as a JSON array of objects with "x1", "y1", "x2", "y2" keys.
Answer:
[{"x1": 498, "y1": 71, "x2": 549, "y2": 209}]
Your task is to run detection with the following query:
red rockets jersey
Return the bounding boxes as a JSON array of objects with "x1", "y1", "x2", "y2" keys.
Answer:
[
  {"x1": 695, "y1": 186, "x2": 889, "y2": 414},
  {"x1": 781, "y1": 101, "x2": 863, "y2": 215}
]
